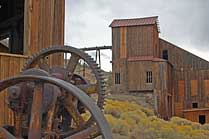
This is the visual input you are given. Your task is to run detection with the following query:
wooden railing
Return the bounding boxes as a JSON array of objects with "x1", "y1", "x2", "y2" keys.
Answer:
[{"x1": 0, "y1": 53, "x2": 28, "y2": 125}]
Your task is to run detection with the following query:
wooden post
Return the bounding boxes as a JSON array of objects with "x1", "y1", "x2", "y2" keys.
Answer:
[
  {"x1": 95, "y1": 50, "x2": 98, "y2": 63},
  {"x1": 28, "y1": 84, "x2": 43, "y2": 139},
  {"x1": 0, "y1": 0, "x2": 65, "y2": 127},
  {"x1": 98, "y1": 50, "x2": 101, "y2": 67},
  {"x1": 24, "y1": 0, "x2": 65, "y2": 65}
]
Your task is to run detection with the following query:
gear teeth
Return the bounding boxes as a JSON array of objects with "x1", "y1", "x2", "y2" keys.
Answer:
[
  {"x1": 88, "y1": 57, "x2": 94, "y2": 61},
  {"x1": 98, "y1": 74, "x2": 105, "y2": 78},
  {"x1": 100, "y1": 80, "x2": 106, "y2": 84},
  {"x1": 95, "y1": 67, "x2": 100, "y2": 69},
  {"x1": 23, "y1": 45, "x2": 107, "y2": 111},
  {"x1": 93, "y1": 63, "x2": 99, "y2": 67},
  {"x1": 101, "y1": 90, "x2": 106, "y2": 93}
]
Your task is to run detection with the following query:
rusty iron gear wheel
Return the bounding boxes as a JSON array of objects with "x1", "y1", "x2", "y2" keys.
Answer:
[
  {"x1": 23, "y1": 46, "x2": 106, "y2": 109},
  {"x1": 0, "y1": 75, "x2": 112, "y2": 139}
]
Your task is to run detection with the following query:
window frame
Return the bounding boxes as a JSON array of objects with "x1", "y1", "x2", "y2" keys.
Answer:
[
  {"x1": 115, "y1": 72, "x2": 120, "y2": 84},
  {"x1": 162, "y1": 50, "x2": 168, "y2": 60},
  {"x1": 192, "y1": 102, "x2": 198, "y2": 108},
  {"x1": 146, "y1": 71, "x2": 152, "y2": 84}
]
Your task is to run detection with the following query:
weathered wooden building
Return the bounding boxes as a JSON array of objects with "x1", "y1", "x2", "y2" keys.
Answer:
[
  {"x1": 0, "y1": 0, "x2": 65, "y2": 125},
  {"x1": 110, "y1": 16, "x2": 209, "y2": 123}
]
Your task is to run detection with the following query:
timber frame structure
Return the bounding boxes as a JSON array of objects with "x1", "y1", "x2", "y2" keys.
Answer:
[
  {"x1": 110, "y1": 16, "x2": 209, "y2": 124},
  {"x1": 0, "y1": 0, "x2": 65, "y2": 125}
]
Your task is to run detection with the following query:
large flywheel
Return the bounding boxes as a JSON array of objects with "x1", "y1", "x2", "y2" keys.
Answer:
[
  {"x1": 0, "y1": 46, "x2": 112, "y2": 139},
  {"x1": 0, "y1": 74, "x2": 112, "y2": 139}
]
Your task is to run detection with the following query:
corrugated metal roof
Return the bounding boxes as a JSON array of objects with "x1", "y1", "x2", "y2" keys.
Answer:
[{"x1": 110, "y1": 16, "x2": 160, "y2": 32}]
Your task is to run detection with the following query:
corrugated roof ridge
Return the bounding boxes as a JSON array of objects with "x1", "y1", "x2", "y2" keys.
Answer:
[
  {"x1": 109, "y1": 16, "x2": 160, "y2": 32},
  {"x1": 112, "y1": 16, "x2": 158, "y2": 22}
]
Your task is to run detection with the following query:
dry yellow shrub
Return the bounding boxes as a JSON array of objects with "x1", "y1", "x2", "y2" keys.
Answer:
[{"x1": 104, "y1": 99, "x2": 209, "y2": 139}]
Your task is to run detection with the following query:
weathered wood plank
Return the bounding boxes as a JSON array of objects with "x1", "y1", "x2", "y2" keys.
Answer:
[
  {"x1": 0, "y1": 54, "x2": 28, "y2": 125},
  {"x1": 191, "y1": 80, "x2": 198, "y2": 96}
]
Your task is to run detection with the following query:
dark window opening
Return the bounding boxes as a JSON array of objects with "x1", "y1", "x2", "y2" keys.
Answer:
[
  {"x1": 146, "y1": 71, "x2": 152, "y2": 83},
  {"x1": 115, "y1": 72, "x2": 120, "y2": 84},
  {"x1": 192, "y1": 103, "x2": 198, "y2": 108},
  {"x1": 0, "y1": 0, "x2": 24, "y2": 54},
  {"x1": 162, "y1": 50, "x2": 168, "y2": 60},
  {"x1": 199, "y1": 115, "x2": 206, "y2": 125}
]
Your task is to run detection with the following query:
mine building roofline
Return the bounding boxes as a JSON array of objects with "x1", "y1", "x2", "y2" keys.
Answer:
[
  {"x1": 159, "y1": 38, "x2": 209, "y2": 63},
  {"x1": 127, "y1": 56, "x2": 173, "y2": 67},
  {"x1": 109, "y1": 16, "x2": 160, "y2": 32}
]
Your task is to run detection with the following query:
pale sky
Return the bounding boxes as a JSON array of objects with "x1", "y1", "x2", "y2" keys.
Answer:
[{"x1": 64, "y1": 0, "x2": 209, "y2": 71}]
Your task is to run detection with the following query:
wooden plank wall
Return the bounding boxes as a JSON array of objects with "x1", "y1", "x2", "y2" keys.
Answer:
[
  {"x1": 126, "y1": 26, "x2": 154, "y2": 57},
  {"x1": 0, "y1": 44, "x2": 9, "y2": 53},
  {"x1": 24, "y1": 0, "x2": 65, "y2": 66},
  {"x1": 166, "y1": 63, "x2": 173, "y2": 117},
  {"x1": 184, "y1": 110, "x2": 209, "y2": 123},
  {"x1": 112, "y1": 24, "x2": 159, "y2": 93},
  {"x1": 127, "y1": 60, "x2": 173, "y2": 119},
  {"x1": 173, "y1": 70, "x2": 209, "y2": 118},
  {"x1": 0, "y1": 0, "x2": 65, "y2": 125},
  {"x1": 159, "y1": 39, "x2": 209, "y2": 70},
  {"x1": 204, "y1": 80, "x2": 209, "y2": 97},
  {"x1": 160, "y1": 38, "x2": 209, "y2": 121},
  {"x1": 112, "y1": 28, "x2": 121, "y2": 93},
  {"x1": 174, "y1": 80, "x2": 185, "y2": 117},
  {"x1": 120, "y1": 27, "x2": 127, "y2": 58},
  {"x1": 155, "y1": 62, "x2": 167, "y2": 118},
  {"x1": 128, "y1": 61, "x2": 153, "y2": 91},
  {"x1": 153, "y1": 24, "x2": 159, "y2": 57},
  {"x1": 154, "y1": 62, "x2": 173, "y2": 119},
  {"x1": 0, "y1": 53, "x2": 28, "y2": 125},
  {"x1": 191, "y1": 80, "x2": 198, "y2": 97},
  {"x1": 112, "y1": 28, "x2": 120, "y2": 61},
  {"x1": 112, "y1": 27, "x2": 129, "y2": 93}
]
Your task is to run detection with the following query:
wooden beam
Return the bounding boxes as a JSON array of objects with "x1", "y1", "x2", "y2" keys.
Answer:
[{"x1": 81, "y1": 46, "x2": 112, "y2": 51}]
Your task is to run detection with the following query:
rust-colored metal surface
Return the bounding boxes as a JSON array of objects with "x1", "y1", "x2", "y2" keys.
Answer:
[
  {"x1": 109, "y1": 16, "x2": 159, "y2": 29},
  {"x1": 0, "y1": 46, "x2": 112, "y2": 139}
]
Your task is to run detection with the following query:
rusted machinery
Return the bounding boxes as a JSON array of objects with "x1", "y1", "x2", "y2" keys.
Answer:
[{"x1": 0, "y1": 46, "x2": 112, "y2": 139}]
